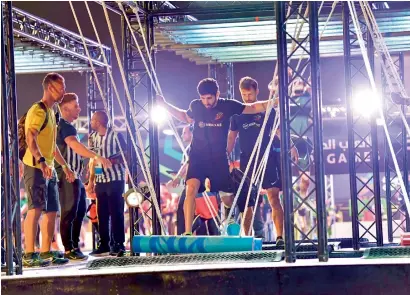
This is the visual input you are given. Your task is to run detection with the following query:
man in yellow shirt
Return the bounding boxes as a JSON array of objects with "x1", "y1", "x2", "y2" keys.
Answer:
[{"x1": 22, "y1": 73, "x2": 75, "y2": 267}]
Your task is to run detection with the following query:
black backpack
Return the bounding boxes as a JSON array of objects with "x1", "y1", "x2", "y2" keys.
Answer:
[{"x1": 18, "y1": 101, "x2": 49, "y2": 162}]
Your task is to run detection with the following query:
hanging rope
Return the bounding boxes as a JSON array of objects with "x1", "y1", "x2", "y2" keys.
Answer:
[
  {"x1": 227, "y1": 2, "x2": 308, "y2": 235},
  {"x1": 239, "y1": 1, "x2": 320, "y2": 234},
  {"x1": 118, "y1": 2, "x2": 188, "y2": 161},
  {"x1": 100, "y1": 1, "x2": 168, "y2": 233},
  {"x1": 295, "y1": 1, "x2": 339, "y2": 78},
  {"x1": 202, "y1": 192, "x2": 223, "y2": 230},
  {"x1": 69, "y1": 1, "x2": 154, "y2": 230},
  {"x1": 348, "y1": 0, "x2": 410, "y2": 216},
  {"x1": 73, "y1": 1, "x2": 167, "y2": 234},
  {"x1": 358, "y1": 1, "x2": 410, "y2": 136},
  {"x1": 248, "y1": 114, "x2": 281, "y2": 235}
]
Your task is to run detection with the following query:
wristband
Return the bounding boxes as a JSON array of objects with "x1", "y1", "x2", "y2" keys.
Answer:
[{"x1": 62, "y1": 165, "x2": 67, "y2": 169}]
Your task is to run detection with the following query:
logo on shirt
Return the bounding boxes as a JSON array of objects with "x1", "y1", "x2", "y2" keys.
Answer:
[
  {"x1": 242, "y1": 122, "x2": 261, "y2": 130},
  {"x1": 254, "y1": 114, "x2": 262, "y2": 121},
  {"x1": 215, "y1": 112, "x2": 224, "y2": 120},
  {"x1": 198, "y1": 121, "x2": 222, "y2": 128}
]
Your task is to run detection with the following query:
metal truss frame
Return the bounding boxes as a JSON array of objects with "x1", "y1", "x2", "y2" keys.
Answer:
[
  {"x1": 276, "y1": 1, "x2": 327, "y2": 263},
  {"x1": 2, "y1": 1, "x2": 407, "y2": 273},
  {"x1": 86, "y1": 66, "x2": 113, "y2": 126},
  {"x1": 7, "y1": 5, "x2": 110, "y2": 72},
  {"x1": 1, "y1": 2, "x2": 113, "y2": 274},
  {"x1": 123, "y1": 1, "x2": 162, "y2": 256},
  {"x1": 1, "y1": 2, "x2": 23, "y2": 275},
  {"x1": 208, "y1": 63, "x2": 235, "y2": 100},
  {"x1": 342, "y1": 2, "x2": 383, "y2": 250},
  {"x1": 382, "y1": 53, "x2": 410, "y2": 241}
]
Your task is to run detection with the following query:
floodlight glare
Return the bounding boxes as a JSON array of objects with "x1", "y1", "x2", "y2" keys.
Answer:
[
  {"x1": 353, "y1": 89, "x2": 381, "y2": 118},
  {"x1": 151, "y1": 106, "x2": 168, "y2": 125}
]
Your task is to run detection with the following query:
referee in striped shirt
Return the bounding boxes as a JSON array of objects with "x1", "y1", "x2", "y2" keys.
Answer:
[
  {"x1": 87, "y1": 111, "x2": 127, "y2": 256},
  {"x1": 57, "y1": 94, "x2": 111, "y2": 260}
]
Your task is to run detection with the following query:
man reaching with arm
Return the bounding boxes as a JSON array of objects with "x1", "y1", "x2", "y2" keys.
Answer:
[
  {"x1": 157, "y1": 78, "x2": 270, "y2": 235},
  {"x1": 56, "y1": 93, "x2": 111, "y2": 260},
  {"x1": 228, "y1": 77, "x2": 284, "y2": 244}
]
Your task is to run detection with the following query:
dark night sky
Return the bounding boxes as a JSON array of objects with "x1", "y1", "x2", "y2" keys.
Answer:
[{"x1": 12, "y1": 1, "x2": 410, "y2": 117}]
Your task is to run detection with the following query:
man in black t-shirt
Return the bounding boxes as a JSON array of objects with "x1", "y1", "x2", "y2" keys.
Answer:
[
  {"x1": 157, "y1": 78, "x2": 270, "y2": 235},
  {"x1": 56, "y1": 93, "x2": 111, "y2": 260},
  {"x1": 227, "y1": 77, "x2": 284, "y2": 244}
]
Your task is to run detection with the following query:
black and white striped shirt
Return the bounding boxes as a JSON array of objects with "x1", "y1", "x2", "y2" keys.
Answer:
[
  {"x1": 89, "y1": 128, "x2": 126, "y2": 183},
  {"x1": 56, "y1": 119, "x2": 84, "y2": 177}
]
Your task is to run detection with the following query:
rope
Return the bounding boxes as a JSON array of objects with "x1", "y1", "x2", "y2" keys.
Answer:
[
  {"x1": 239, "y1": 1, "x2": 317, "y2": 234},
  {"x1": 82, "y1": 1, "x2": 167, "y2": 233},
  {"x1": 296, "y1": 1, "x2": 339, "y2": 78},
  {"x1": 202, "y1": 192, "x2": 223, "y2": 231},
  {"x1": 83, "y1": 2, "x2": 152, "y2": 189},
  {"x1": 124, "y1": 1, "x2": 283, "y2": 236},
  {"x1": 102, "y1": 1, "x2": 168, "y2": 233},
  {"x1": 69, "y1": 1, "x2": 153, "y2": 230},
  {"x1": 118, "y1": 3, "x2": 188, "y2": 161},
  {"x1": 227, "y1": 1, "x2": 309, "y2": 234},
  {"x1": 245, "y1": 1, "x2": 339, "y2": 234},
  {"x1": 358, "y1": 1, "x2": 410, "y2": 136},
  {"x1": 348, "y1": 0, "x2": 410, "y2": 216},
  {"x1": 225, "y1": 2, "x2": 301, "y2": 234},
  {"x1": 248, "y1": 114, "x2": 281, "y2": 235}
]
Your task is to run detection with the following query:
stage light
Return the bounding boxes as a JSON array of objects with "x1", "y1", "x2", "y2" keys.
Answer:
[
  {"x1": 353, "y1": 89, "x2": 381, "y2": 118},
  {"x1": 163, "y1": 129, "x2": 175, "y2": 136},
  {"x1": 151, "y1": 106, "x2": 168, "y2": 125},
  {"x1": 123, "y1": 185, "x2": 150, "y2": 208}
]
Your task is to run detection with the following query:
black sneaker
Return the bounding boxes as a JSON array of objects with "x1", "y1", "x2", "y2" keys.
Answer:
[
  {"x1": 90, "y1": 246, "x2": 110, "y2": 257},
  {"x1": 110, "y1": 245, "x2": 126, "y2": 257},
  {"x1": 50, "y1": 251, "x2": 64, "y2": 259},
  {"x1": 40, "y1": 251, "x2": 70, "y2": 265},
  {"x1": 276, "y1": 236, "x2": 285, "y2": 247},
  {"x1": 23, "y1": 252, "x2": 51, "y2": 268},
  {"x1": 65, "y1": 249, "x2": 88, "y2": 261}
]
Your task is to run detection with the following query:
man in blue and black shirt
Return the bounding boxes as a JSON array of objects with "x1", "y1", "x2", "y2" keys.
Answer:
[{"x1": 228, "y1": 77, "x2": 284, "y2": 245}]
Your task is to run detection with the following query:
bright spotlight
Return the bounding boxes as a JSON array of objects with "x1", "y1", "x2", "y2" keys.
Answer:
[
  {"x1": 123, "y1": 185, "x2": 150, "y2": 208},
  {"x1": 163, "y1": 129, "x2": 174, "y2": 136},
  {"x1": 353, "y1": 89, "x2": 381, "y2": 118},
  {"x1": 151, "y1": 106, "x2": 168, "y2": 125}
]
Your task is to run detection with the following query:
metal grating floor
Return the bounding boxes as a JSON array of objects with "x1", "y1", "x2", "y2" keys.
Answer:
[
  {"x1": 263, "y1": 243, "x2": 335, "y2": 253},
  {"x1": 363, "y1": 247, "x2": 410, "y2": 259},
  {"x1": 87, "y1": 250, "x2": 284, "y2": 270}
]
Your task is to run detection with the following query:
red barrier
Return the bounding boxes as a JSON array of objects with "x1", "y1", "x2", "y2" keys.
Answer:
[{"x1": 400, "y1": 232, "x2": 410, "y2": 246}]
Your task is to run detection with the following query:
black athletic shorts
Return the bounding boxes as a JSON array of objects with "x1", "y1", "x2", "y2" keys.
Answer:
[
  {"x1": 240, "y1": 151, "x2": 282, "y2": 191},
  {"x1": 23, "y1": 165, "x2": 59, "y2": 212},
  {"x1": 186, "y1": 156, "x2": 234, "y2": 194}
]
